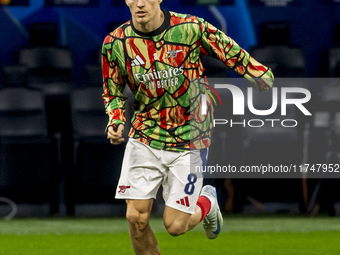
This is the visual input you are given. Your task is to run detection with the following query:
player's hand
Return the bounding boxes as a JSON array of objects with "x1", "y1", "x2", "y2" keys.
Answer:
[{"x1": 107, "y1": 124, "x2": 125, "y2": 145}]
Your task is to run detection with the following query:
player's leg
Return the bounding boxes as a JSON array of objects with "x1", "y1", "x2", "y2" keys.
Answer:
[
  {"x1": 126, "y1": 199, "x2": 160, "y2": 255},
  {"x1": 163, "y1": 187, "x2": 222, "y2": 238},
  {"x1": 163, "y1": 204, "x2": 202, "y2": 236},
  {"x1": 115, "y1": 139, "x2": 165, "y2": 254},
  {"x1": 162, "y1": 149, "x2": 223, "y2": 238}
]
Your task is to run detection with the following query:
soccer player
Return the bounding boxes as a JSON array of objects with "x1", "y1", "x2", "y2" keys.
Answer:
[{"x1": 102, "y1": 0, "x2": 274, "y2": 254}]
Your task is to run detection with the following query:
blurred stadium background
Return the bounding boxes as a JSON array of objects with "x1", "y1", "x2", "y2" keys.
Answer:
[{"x1": 0, "y1": 0, "x2": 340, "y2": 248}]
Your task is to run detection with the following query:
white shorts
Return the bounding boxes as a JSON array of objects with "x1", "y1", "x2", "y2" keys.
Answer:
[{"x1": 115, "y1": 138, "x2": 208, "y2": 214}]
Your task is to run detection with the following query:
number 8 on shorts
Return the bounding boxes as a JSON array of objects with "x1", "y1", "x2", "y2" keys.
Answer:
[{"x1": 184, "y1": 173, "x2": 198, "y2": 195}]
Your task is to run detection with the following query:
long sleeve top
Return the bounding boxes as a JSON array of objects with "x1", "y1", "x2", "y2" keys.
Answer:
[{"x1": 102, "y1": 10, "x2": 274, "y2": 151}]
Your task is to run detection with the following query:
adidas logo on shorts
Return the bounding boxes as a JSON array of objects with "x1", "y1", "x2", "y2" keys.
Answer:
[{"x1": 176, "y1": 196, "x2": 190, "y2": 207}]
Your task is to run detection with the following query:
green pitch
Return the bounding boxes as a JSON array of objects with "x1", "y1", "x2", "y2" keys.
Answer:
[{"x1": 0, "y1": 216, "x2": 340, "y2": 254}]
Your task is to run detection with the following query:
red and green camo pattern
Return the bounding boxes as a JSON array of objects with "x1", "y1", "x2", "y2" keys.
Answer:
[{"x1": 102, "y1": 11, "x2": 274, "y2": 151}]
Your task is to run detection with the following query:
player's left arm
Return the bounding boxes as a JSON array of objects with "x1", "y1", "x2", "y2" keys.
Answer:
[{"x1": 200, "y1": 21, "x2": 274, "y2": 91}]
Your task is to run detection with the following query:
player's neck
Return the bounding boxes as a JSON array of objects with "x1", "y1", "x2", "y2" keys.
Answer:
[{"x1": 133, "y1": 9, "x2": 164, "y2": 34}]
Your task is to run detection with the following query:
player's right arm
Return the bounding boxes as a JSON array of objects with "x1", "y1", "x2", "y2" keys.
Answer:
[{"x1": 101, "y1": 34, "x2": 127, "y2": 144}]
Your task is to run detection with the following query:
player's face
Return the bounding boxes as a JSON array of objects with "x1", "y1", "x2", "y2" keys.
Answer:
[{"x1": 125, "y1": 0, "x2": 163, "y2": 31}]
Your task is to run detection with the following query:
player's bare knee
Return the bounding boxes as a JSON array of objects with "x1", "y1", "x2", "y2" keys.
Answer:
[
  {"x1": 126, "y1": 210, "x2": 149, "y2": 235},
  {"x1": 165, "y1": 221, "x2": 187, "y2": 237}
]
